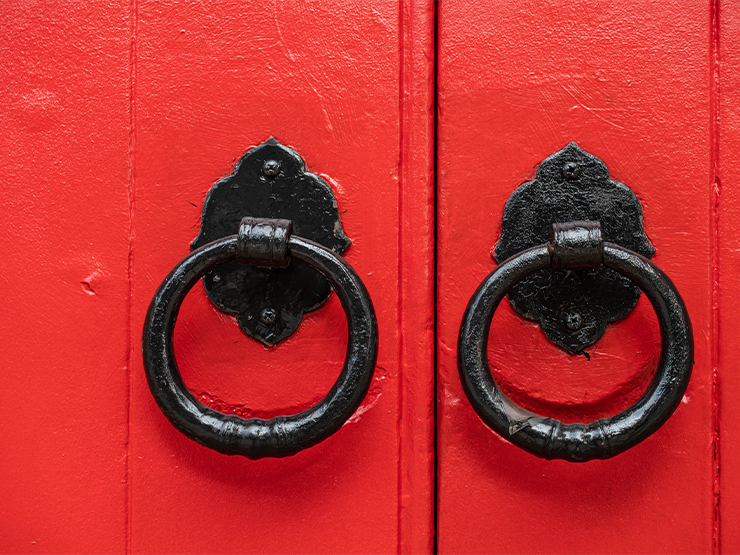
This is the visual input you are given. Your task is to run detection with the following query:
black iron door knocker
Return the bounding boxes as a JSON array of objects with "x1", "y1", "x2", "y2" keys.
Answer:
[
  {"x1": 457, "y1": 144, "x2": 693, "y2": 462},
  {"x1": 143, "y1": 141, "x2": 378, "y2": 459}
]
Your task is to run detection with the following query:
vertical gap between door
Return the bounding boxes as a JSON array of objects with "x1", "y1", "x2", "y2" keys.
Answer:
[
  {"x1": 125, "y1": 0, "x2": 139, "y2": 551},
  {"x1": 432, "y1": 0, "x2": 439, "y2": 552},
  {"x1": 710, "y1": 0, "x2": 721, "y2": 552},
  {"x1": 397, "y1": 0, "x2": 406, "y2": 550}
]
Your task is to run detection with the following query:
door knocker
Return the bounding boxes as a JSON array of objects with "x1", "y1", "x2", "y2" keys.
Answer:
[
  {"x1": 457, "y1": 145, "x2": 693, "y2": 462},
  {"x1": 142, "y1": 141, "x2": 378, "y2": 459}
]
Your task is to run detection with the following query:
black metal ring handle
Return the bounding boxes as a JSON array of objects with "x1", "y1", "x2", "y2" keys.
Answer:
[
  {"x1": 143, "y1": 217, "x2": 378, "y2": 459},
  {"x1": 458, "y1": 222, "x2": 693, "y2": 462}
]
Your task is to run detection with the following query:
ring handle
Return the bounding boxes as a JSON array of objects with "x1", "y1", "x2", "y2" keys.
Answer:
[
  {"x1": 458, "y1": 222, "x2": 693, "y2": 462},
  {"x1": 143, "y1": 217, "x2": 378, "y2": 459}
]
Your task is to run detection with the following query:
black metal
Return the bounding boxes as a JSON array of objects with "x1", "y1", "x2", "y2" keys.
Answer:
[
  {"x1": 549, "y1": 221, "x2": 603, "y2": 269},
  {"x1": 192, "y1": 138, "x2": 351, "y2": 345},
  {"x1": 458, "y1": 222, "x2": 693, "y2": 462},
  {"x1": 495, "y1": 143, "x2": 655, "y2": 353},
  {"x1": 143, "y1": 218, "x2": 378, "y2": 459},
  {"x1": 236, "y1": 217, "x2": 292, "y2": 266}
]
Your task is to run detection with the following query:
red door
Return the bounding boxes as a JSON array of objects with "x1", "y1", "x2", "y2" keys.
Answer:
[
  {"x1": 2, "y1": 1, "x2": 434, "y2": 552},
  {"x1": 437, "y1": 1, "x2": 739, "y2": 553},
  {"x1": 2, "y1": 1, "x2": 740, "y2": 553}
]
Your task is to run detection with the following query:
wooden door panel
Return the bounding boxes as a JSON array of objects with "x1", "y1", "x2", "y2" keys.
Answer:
[
  {"x1": 0, "y1": 2, "x2": 132, "y2": 552},
  {"x1": 437, "y1": 1, "x2": 714, "y2": 552},
  {"x1": 719, "y1": 1, "x2": 740, "y2": 551},
  {"x1": 1, "y1": 1, "x2": 434, "y2": 553},
  {"x1": 6, "y1": 0, "x2": 738, "y2": 552},
  {"x1": 129, "y1": 1, "x2": 433, "y2": 553}
]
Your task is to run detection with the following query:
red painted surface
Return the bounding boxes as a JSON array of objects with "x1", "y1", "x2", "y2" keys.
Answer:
[
  {"x1": 1, "y1": 0, "x2": 434, "y2": 553},
  {"x1": 4, "y1": 0, "x2": 740, "y2": 553},
  {"x1": 719, "y1": 1, "x2": 740, "y2": 552},
  {"x1": 437, "y1": 1, "x2": 714, "y2": 553},
  {"x1": 0, "y1": 2, "x2": 131, "y2": 552},
  {"x1": 128, "y1": 1, "x2": 434, "y2": 554},
  {"x1": 398, "y1": 2, "x2": 436, "y2": 552}
]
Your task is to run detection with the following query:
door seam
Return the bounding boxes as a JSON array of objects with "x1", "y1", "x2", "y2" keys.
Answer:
[
  {"x1": 710, "y1": 0, "x2": 721, "y2": 552},
  {"x1": 125, "y1": 0, "x2": 139, "y2": 551}
]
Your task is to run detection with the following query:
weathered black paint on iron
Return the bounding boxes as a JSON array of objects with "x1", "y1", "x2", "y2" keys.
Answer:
[
  {"x1": 143, "y1": 218, "x2": 378, "y2": 459},
  {"x1": 495, "y1": 143, "x2": 655, "y2": 353},
  {"x1": 192, "y1": 138, "x2": 350, "y2": 345},
  {"x1": 459, "y1": 222, "x2": 693, "y2": 461}
]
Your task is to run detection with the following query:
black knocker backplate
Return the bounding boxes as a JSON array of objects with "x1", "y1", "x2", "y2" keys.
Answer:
[
  {"x1": 495, "y1": 143, "x2": 655, "y2": 354},
  {"x1": 191, "y1": 138, "x2": 350, "y2": 345}
]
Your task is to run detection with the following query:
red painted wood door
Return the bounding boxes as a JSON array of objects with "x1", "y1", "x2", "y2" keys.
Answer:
[
  {"x1": 3, "y1": 1, "x2": 740, "y2": 554},
  {"x1": 437, "y1": 1, "x2": 738, "y2": 553},
  {"x1": 2, "y1": 1, "x2": 434, "y2": 553}
]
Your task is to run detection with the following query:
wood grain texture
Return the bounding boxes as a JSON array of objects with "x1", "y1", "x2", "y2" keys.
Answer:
[
  {"x1": 437, "y1": 1, "x2": 714, "y2": 552},
  {"x1": 0, "y1": 1, "x2": 131, "y2": 552},
  {"x1": 129, "y1": 1, "x2": 434, "y2": 552}
]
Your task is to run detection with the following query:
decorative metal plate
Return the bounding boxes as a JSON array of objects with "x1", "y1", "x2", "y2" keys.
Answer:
[
  {"x1": 494, "y1": 142, "x2": 655, "y2": 354},
  {"x1": 191, "y1": 138, "x2": 350, "y2": 345}
]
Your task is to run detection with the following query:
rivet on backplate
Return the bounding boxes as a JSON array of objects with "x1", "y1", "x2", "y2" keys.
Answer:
[
  {"x1": 260, "y1": 307, "x2": 277, "y2": 326},
  {"x1": 262, "y1": 159, "x2": 281, "y2": 177},
  {"x1": 561, "y1": 161, "x2": 581, "y2": 180},
  {"x1": 565, "y1": 312, "x2": 583, "y2": 331}
]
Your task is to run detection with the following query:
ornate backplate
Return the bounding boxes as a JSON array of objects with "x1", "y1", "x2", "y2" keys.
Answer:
[
  {"x1": 191, "y1": 138, "x2": 350, "y2": 345},
  {"x1": 494, "y1": 143, "x2": 655, "y2": 354}
]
